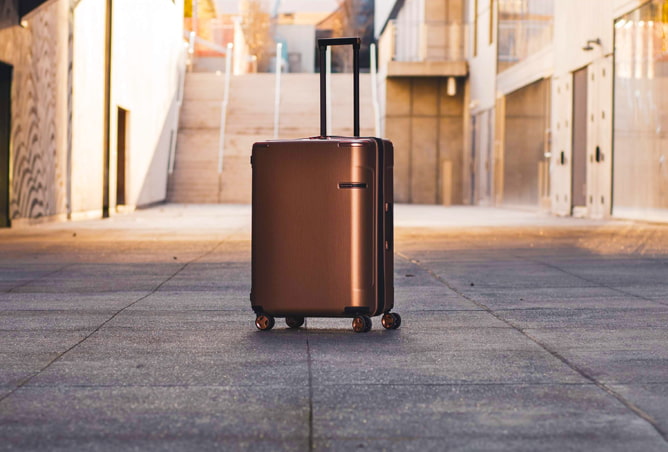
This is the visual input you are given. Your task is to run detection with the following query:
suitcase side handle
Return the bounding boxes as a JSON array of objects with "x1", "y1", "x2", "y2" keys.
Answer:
[{"x1": 318, "y1": 37, "x2": 360, "y2": 138}]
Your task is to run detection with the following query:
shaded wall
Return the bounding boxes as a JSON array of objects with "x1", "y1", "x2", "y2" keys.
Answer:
[
  {"x1": 0, "y1": 0, "x2": 69, "y2": 224},
  {"x1": 0, "y1": 0, "x2": 184, "y2": 225},
  {"x1": 384, "y1": 76, "x2": 464, "y2": 204}
]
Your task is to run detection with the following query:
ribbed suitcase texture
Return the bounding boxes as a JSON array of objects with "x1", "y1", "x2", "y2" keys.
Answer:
[{"x1": 250, "y1": 38, "x2": 400, "y2": 332}]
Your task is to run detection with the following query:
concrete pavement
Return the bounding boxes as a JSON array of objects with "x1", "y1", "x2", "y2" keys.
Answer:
[{"x1": 1, "y1": 204, "x2": 668, "y2": 451}]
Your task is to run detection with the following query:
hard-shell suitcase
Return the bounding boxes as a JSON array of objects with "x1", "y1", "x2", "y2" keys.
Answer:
[{"x1": 250, "y1": 37, "x2": 400, "y2": 333}]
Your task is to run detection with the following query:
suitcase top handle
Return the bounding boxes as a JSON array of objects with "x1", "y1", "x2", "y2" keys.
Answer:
[{"x1": 318, "y1": 37, "x2": 361, "y2": 138}]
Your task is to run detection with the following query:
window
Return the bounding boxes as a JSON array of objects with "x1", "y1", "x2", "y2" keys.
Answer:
[
  {"x1": 613, "y1": 0, "x2": 668, "y2": 219},
  {"x1": 497, "y1": 0, "x2": 554, "y2": 73}
]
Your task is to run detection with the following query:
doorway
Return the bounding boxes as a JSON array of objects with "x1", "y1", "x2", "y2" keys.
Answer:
[
  {"x1": 116, "y1": 107, "x2": 128, "y2": 206},
  {"x1": 571, "y1": 67, "x2": 588, "y2": 213},
  {"x1": 0, "y1": 62, "x2": 11, "y2": 228},
  {"x1": 587, "y1": 56, "x2": 613, "y2": 219},
  {"x1": 503, "y1": 79, "x2": 550, "y2": 207}
]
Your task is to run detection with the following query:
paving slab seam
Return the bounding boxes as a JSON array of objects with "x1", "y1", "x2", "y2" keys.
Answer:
[
  {"x1": 529, "y1": 259, "x2": 668, "y2": 309},
  {"x1": 3, "y1": 263, "x2": 75, "y2": 294},
  {"x1": 493, "y1": 307, "x2": 668, "y2": 312},
  {"x1": 396, "y1": 251, "x2": 668, "y2": 444},
  {"x1": 0, "y1": 240, "x2": 228, "y2": 405},
  {"x1": 311, "y1": 382, "x2": 599, "y2": 388},
  {"x1": 24, "y1": 383, "x2": 308, "y2": 389},
  {"x1": 400, "y1": 308, "x2": 487, "y2": 312},
  {"x1": 305, "y1": 319, "x2": 315, "y2": 452}
]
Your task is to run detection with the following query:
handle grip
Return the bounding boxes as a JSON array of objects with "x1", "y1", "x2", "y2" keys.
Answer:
[{"x1": 318, "y1": 37, "x2": 360, "y2": 137}]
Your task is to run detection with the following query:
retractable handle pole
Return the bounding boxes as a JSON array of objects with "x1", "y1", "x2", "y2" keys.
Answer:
[{"x1": 318, "y1": 37, "x2": 360, "y2": 137}]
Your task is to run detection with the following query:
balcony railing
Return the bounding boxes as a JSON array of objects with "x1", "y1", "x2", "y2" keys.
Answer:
[
  {"x1": 392, "y1": 21, "x2": 467, "y2": 63},
  {"x1": 497, "y1": 19, "x2": 553, "y2": 72}
]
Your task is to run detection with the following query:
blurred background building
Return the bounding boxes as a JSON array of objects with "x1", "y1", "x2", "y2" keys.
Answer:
[
  {"x1": 376, "y1": 0, "x2": 467, "y2": 205},
  {"x1": 1, "y1": 0, "x2": 667, "y2": 227},
  {"x1": 377, "y1": 0, "x2": 667, "y2": 222},
  {"x1": 0, "y1": 0, "x2": 185, "y2": 226}
]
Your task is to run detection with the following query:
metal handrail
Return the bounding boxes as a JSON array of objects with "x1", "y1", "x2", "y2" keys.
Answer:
[
  {"x1": 168, "y1": 42, "x2": 189, "y2": 174},
  {"x1": 273, "y1": 42, "x2": 282, "y2": 139},
  {"x1": 183, "y1": 30, "x2": 230, "y2": 55}
]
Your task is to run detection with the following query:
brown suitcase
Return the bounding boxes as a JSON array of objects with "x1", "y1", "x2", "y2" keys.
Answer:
[{"x1": 250, "y1": 38, "x2": 400, "y2": 333}]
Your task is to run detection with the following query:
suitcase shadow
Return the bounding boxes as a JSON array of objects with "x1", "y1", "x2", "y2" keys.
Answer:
[{"x1": 247, "y1": 325, "x2": 402, "y2": 341}]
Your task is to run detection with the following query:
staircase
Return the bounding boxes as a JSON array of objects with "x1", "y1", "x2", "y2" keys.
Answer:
[{"x1": 167, "y1": 72, "x2": 375, "y2": 204}]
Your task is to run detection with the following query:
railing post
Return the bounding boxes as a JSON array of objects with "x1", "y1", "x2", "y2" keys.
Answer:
[
  {"x1": 274, "y1": 42, "x2": 282, "y2": 139},
  {"x1": 192, "y1": 0, "x2": 198, "y2": 39},
  {"x1": 218, "y1": 42, "x2": 233, "y2": 176},
  {"x1": 187, "y1": 31, "x2": 196, "y2": 70}
]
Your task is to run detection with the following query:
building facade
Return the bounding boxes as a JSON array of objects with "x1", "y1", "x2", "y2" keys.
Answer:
[
  {"x1": 378, "y1": 0, "x2": 668, "y2": 223},
  {"x1": 377, "y1": 0, "x2": 468, "y2": 204},
  {"x1": 0, "y1": 0, "x2": 184, "y2": 227},
  {"x1": 476, "y1": 0, "x2": 667, "y2": 221}
]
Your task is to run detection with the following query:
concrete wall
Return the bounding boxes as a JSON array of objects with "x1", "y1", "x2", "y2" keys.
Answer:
[
  {"x1": 549, "y1": 0, "x2": 635, "y2": 219},
  {"x1": 71, "y1": 0, "x2": 105, "y2": 218},
  {"x1": 0, "y1": 0, "x2": 70, "y2": 224},
  {"x1": 552, "y1": 0, "x2": 614, "y2": 77},
  {"x1": 384, "y1": 76, "x2": 465, "y2": 205},
  {"x1": 0, "y1": 0, "x2": 184, "y2": 226},
  {"x1": 466, "y1": 0, "x2": 496, "y2": 205},
  {"x1": 467, "y1": 0, "x2": 496, "y2": 112},
  {"x1": 109, "y1": 0, "x2": 185, "y2": 208},
  {"x1": 375, "y1": 0, "x2": 395, "y2": 39},
  {"x1": 72, "y1": 0, "x2": 184, "y2": 216}
]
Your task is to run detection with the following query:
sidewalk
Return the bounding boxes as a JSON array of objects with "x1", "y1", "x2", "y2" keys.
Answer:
[{"x1": 1, "y1": 204, "x2": 667, "y2": 451}]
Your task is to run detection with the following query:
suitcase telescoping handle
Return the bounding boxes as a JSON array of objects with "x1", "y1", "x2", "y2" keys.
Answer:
[{"x1": 318, "y1": 37, "x2": 360, "y2": 137}]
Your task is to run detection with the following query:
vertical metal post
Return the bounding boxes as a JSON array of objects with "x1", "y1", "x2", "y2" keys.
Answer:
[
  {"x1": 188, "y1": 30, "x2": 196, "y2": 68},
  {"x1": 326, "y1": 46, "x2": 332, "y2": 136},
  {"x1": 192, "y1": 0, "x2": 198, "y2": 38},
  {"x1": 353, "y1": 40, "x2": 359, "y2": 137},
  {"x1": 102, "y1": 0, "x2": 112, "y2": 217},
  {"x1": 273, "y1": 42, "x2": 282, "y2": 139},
  {"x1": 370, "y1": 43, "x2": 380, "y2": 137},
  {"x1": 319, "y1": 44, "x2": 326, "y2": 137}
]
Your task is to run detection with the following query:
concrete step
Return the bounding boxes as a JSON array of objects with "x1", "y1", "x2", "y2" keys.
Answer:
[
  {"x1": 179, "y1": 100, "x2": 223, "y2": 129},
  {"x1": 170, "y1": 72, "x2": 380, "y2": 203},
  {"x1": 183, "y1": 73, "x2": 227, "y2": 100},
  {"x1": 174, "y1": 129, "x2": 219, "y2": 161},
  {"x1": 219, "y1": 155, "x2": 252, "y2": 203},
  {"x1": 224, "y1": 135, "x2": 268, "y2": 157}
]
